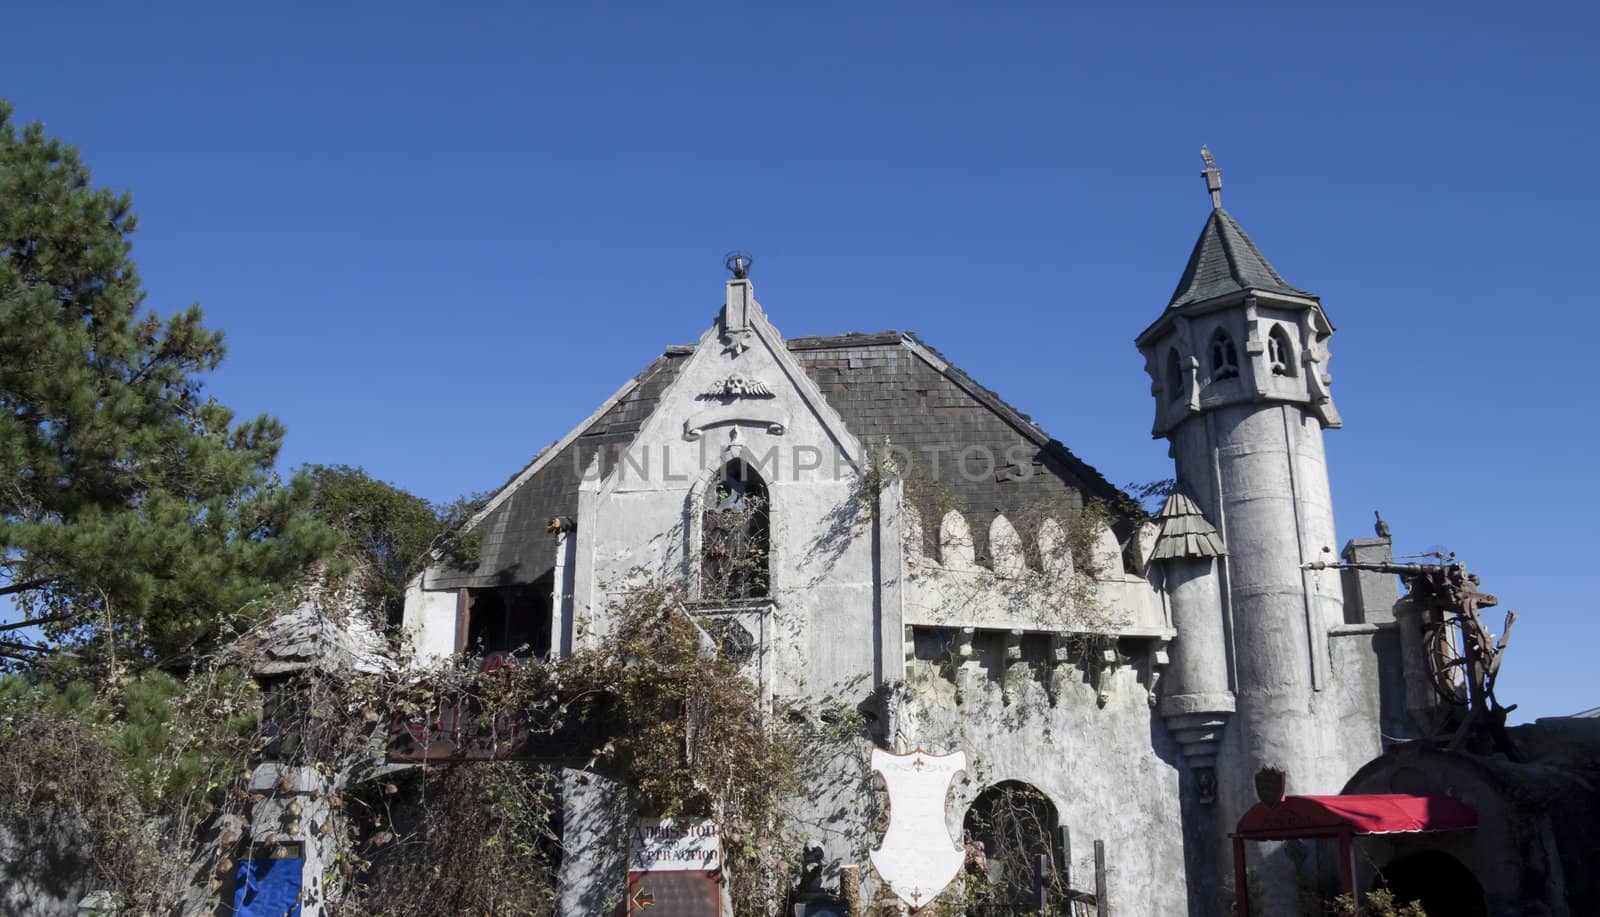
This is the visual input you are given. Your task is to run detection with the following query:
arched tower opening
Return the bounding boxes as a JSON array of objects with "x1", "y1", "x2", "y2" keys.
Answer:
[
  {"x1": 1268, "y1": 324, "x2": 1297, "y2": 377},
  {"x1": 1210, "y1": 329, "x2": 1239, "y2": 381}
]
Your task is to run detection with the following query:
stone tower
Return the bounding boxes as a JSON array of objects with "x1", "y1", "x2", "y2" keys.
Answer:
[{"x1": 1138, "y1": 149, "x2": 1348, "y2": 911}]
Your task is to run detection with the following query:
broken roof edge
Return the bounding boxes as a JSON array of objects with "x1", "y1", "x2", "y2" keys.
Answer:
[
  {"x1": 451, "y1": 350, "x2": 689, "y2": 541},
  {"x1": 786, "y1": 330, "x2": 904, "y2": 350}
]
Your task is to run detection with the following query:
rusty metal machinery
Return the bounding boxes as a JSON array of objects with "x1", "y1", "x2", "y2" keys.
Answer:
[{"x1": 1306, "y1": 557, "x2": 1518, "y2": 755}]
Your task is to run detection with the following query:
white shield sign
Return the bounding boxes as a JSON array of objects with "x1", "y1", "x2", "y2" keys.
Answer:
[{"x1": 868, "y1": 747, "x2": 968, "y2": 909}]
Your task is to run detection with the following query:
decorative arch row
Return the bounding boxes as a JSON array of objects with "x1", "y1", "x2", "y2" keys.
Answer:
[{"x1": 916, "y1": 507, "x2": 1132, "y2": 580}]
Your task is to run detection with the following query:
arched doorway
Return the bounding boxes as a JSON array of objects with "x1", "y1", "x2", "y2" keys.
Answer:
[
  {"x1": 1374, "y1": 850, "x2": 1486, "y2": 917},
  {"x1": 962, "y1": 781, "x2": 1071, "y2": 913}
]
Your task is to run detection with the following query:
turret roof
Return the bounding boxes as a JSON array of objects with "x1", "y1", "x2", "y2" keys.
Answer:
[
  {"x1": 1166, "y1": 207, "x2": 1312, "y2": 309},
  {"x1": 1151, "y1": 491, "x2": 1225, "y2": 560}
]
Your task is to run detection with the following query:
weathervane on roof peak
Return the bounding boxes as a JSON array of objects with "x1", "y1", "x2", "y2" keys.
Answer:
[{"x1": 1200, "y1": 145, "x2": 1223, "y2": 210}]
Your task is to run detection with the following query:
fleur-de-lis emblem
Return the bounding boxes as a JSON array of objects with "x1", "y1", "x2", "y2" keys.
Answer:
[{"x1": 869, "y1": 748, "x2": 968, "y2": 909}]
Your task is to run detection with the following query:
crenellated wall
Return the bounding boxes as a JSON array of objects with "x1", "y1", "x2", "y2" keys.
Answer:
[{"x1": 902, "y1": 504, "x2": 1170, "y2": 637}]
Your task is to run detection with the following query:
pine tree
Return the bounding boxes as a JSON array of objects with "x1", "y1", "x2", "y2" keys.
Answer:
[{"x1": 0, "y1": 100, "x2": 333, "y2": 668}]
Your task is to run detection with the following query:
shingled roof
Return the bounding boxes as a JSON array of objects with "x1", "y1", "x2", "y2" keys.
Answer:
[
  {"x1": 1167, "y1": 207, "x2": 1312, "y2": 309},
  {"x1": 430, "y1": 332, "x2": 1131, "y2": 590}
]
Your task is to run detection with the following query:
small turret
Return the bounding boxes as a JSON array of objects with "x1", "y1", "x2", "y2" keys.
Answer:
[{"x1": 1151, "y1": 491, "x2": 1232, "y2": 804}]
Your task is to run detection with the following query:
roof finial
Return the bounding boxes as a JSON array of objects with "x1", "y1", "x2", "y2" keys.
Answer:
[
  {"x1": 724, "y1": 250, "x2": 752, "y2": 279},
  {"x1": 1200, "y1": 145, "x2": 1222, "y2": 209}
]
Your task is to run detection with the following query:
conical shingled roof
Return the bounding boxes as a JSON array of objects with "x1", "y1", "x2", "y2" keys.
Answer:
[
  {"x1": 1151, "y1": 491, "x2": 1225, "y2": 560},
  {"x1": 1167, "y1": 208, "x2": 1312, "y2": 309}
]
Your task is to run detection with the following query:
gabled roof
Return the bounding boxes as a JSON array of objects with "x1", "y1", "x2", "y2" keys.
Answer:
[
  {"x1": 1167, "y1": 207, "x2": 1312, "y2": 309},
  {"x1": 430, "y1": 331, "x2": 1133, "y2": 590},
  {"x1": 790, "y1": 331, "x2": 1129, "y2": 562},
  {"x1": 427, "y1": 349, "x2": 692, "y2": 590}
]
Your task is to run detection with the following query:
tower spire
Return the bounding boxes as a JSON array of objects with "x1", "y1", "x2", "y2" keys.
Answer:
[{"x1": 1200, "y1": 145, "x2": 1222, "y2": 209}]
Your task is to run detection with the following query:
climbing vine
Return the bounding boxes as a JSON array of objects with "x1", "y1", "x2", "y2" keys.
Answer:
[{"x1": 0, "y1": 572, "x2": 842, "y2": 916}]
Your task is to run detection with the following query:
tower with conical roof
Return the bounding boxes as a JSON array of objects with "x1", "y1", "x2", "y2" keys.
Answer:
[{"x1": 1139, "y1": 148, "x2": 1352, "y2": 912}]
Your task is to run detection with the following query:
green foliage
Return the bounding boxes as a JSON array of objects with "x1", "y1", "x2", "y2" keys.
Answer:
[
  {"x1": 1121, "y1": 477, "x2": 1175, "y2": 517},
  {"x1": 0, "y1": 669, "x2": 257, "y2": 807},
  {"x1": 0, "y1": 99, "x2": 335, "y2": 666},
  {"x1": 1330, "y1": 889, "x2": 1428, "y2": 916},
  {"x1": 0, "y1": 664, "x2": 263, "y2": 912},
  {"x1": 302, "y1": 464, "x2": 483, "y2": 622}
]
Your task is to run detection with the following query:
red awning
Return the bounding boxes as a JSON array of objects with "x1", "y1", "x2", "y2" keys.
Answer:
[{"x1": 1234, "y1": 794, "x2": 1477, "y2": 840}]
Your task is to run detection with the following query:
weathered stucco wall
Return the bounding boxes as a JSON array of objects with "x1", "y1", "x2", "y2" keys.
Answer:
[
  {"x1": 904, "y1": 650, "x2": 1191, "y2": 916},
  {"x1": 400, "y1": 583, "x2": 458, "y2": 663},
  {"x1": 578, "y1": 297, "x2": 880, "y2": 700}
]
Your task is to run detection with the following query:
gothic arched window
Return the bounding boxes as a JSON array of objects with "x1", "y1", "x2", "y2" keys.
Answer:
[
  {"x1": 1210, "y1": 330, "x2": 1239, "y2": 381},
  {"x1": 701, "y1": 459, "x2": 770, "y2": 600},
  {"x1": 1268, "y1": 325, "x2": 1297, "y2": 377},
  {"x1": 1165, "y1": 348, "x2": 1183, "y2": 403}
]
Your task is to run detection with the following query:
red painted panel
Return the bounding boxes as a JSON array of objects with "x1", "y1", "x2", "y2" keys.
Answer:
[{"x1": 626, "y1": 869, "x2": 721, "y2": 917}]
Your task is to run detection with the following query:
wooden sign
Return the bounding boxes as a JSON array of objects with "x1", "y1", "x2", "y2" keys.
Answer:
[
  {"x1": 629, "y1": 818, "x2": 722, "y2": 872},
  {"x1": 626, "y1": 818, "x2": 722, "y2": 916},
  {"x1": 626, "y1": 869, "x2": 721, "y2": 916}
]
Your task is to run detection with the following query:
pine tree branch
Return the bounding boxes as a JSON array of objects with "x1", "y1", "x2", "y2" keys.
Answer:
[
  {"x1": 0, "y1": 613, "x2": 72, "y2": 632},
  {"x1": 0, "y1": 577, "x2": 53, "y2": 597}
]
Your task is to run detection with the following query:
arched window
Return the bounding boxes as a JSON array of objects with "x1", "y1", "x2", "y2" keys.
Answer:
[
  {"x1": 1267, "y1": 324, "x2": 1297, "y2": 377},
  {"x1": 701, "y1": 459, "x2": 770, "y2": 600},
  {"x1": 1165, "y1": 348, "x2": 1183, "y2": 403},
  {"x1": 1210, "y1": 329, "x2": 1239, "y2": 381}
]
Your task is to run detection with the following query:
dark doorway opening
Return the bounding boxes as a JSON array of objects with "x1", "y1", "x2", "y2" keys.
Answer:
[
  {"x1": 963, "y1": 781, "x2": 1075, "y2": 913},
  {"x1": 462, "y1": 572, "x2": 555, "y2": 661},
  {"x1": 1374, "y1": 850, "x2": 1486, "y2": 917}
]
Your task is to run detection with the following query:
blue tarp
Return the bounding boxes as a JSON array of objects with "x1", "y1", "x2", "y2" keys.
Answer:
[{"x1": 232, "y1": 856, "x2": 303, "y2": 917}]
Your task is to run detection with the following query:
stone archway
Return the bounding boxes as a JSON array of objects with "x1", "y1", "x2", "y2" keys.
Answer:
[
  {"x1": 961, "y1": 780, "x2": 1069, "y2": 913},
  {"x1": 1375, "y1": 850, "x2": 1487, "y2": 917}
]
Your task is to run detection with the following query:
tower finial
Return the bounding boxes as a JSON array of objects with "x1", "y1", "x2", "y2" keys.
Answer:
[
  {"x1": 1200, "y1": 146, "x2": 1222, "y2": 209},
  {"x1": 724, "y1": 250, "x2": 752, "y2": 279}
]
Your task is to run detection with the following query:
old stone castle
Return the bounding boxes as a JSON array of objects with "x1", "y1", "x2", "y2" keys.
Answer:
[{"x1": 397, "y1": 158, "x2": 1425, "y2": 916}]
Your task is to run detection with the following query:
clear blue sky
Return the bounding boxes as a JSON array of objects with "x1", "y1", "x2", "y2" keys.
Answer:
[{"x1": 5, "y1": 2, "x2": 1595, "y2": 721}]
